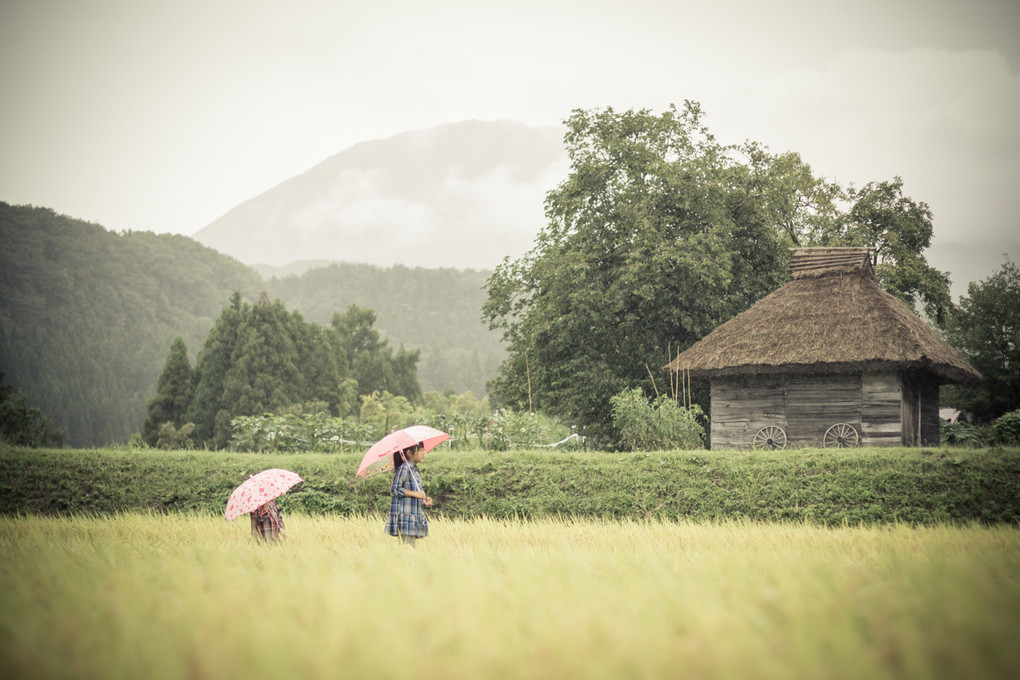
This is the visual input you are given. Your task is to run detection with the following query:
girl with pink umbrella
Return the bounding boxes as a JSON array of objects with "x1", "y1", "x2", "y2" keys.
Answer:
[{"x1": 384, "y1": 443, "x2": 433, "y2": 547}]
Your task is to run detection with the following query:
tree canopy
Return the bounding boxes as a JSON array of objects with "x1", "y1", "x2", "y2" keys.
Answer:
[
  {"x1": 483, "y1": 103, "x2": 952, "y2": 445},
  {"x1": 943, "y1": 258, "x2": 1020, "y2": 423},
  {"x1": 149, "y1": 294, "x2": 422, "y2": 449}
]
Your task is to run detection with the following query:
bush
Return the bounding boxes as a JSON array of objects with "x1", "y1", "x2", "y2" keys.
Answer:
[
  {"x1": 0, "y1": 372, "x2": 64, "y2": 448},
  {"x1": 229, "y1": 413, "x2": 380, "y2": 453},
  {"x1": 610, "y1": 387, "x2": 706, "y2": 451},
  {"x1": 940, "y1": 420, "x2": 984, "y2": 448},
  {"x1": 987, "y1": 410, "x2": 1020, "y2": 446}
]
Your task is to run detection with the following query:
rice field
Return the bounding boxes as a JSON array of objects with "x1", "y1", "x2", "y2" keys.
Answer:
[{"x1": 1, "y1": 513, "x2": 1018, "y2": 680}]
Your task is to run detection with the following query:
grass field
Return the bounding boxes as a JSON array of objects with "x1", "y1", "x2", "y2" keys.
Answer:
[{"x1": 1, "y1": 514, "x2": 1018, "y2": 680}]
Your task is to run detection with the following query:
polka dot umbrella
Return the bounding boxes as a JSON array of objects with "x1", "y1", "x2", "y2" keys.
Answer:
[{"x1": 224, "y1": 468, "x2": 303, "y2": 521}]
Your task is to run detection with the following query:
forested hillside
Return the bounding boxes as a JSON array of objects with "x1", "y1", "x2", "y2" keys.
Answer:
[
  {"x1": 263, "y1": 263, "x2": 503, "y2": 399},
  {"x1": 1, "y1": 203, "x2": 504, "y2": 447},
  {"x1": 0, "y1": 203, "x2": 264, "y2": 446}
]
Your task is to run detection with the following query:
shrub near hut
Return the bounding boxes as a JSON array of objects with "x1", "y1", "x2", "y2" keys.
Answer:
[{"x1": 610, "y1": 388, "x2": 705, "y2": 451}]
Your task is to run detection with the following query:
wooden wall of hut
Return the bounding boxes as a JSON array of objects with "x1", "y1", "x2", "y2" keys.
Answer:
[
  {"x1": 900, "y1": 371, "x2": 941, "y2": 446},
  {"x1": 709, "y1": 372, "x2": 916, "y2": 449}
]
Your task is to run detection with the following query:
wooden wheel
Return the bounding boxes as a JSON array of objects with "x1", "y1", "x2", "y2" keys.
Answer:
[
  {"x1": 752, "y1": 426, "x2": 787, "y2": 450},
  {"x1": 823, "y1": 423, "x2": 859, "y2": 448}
]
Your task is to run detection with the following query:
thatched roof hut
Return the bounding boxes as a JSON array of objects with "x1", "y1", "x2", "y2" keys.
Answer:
[{"x1": 666, "y1": 247, "x2": 979, "y2": 449}]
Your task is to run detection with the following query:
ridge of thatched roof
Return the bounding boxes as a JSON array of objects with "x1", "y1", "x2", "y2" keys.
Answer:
[
  {"x1": 665, "y1": 248, "x2": 981, "y2": 384},
  {"x1": 787, "y1": 246, "x2": 872, "y2": 280}
]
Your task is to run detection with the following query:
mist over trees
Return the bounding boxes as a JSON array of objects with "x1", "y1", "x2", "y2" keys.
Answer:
[
  {"x1": 262, "y1": 263, "x2": 503, "y2": 398},
  {"x1": 0, "y1": 203, "x2": 500, "y2": 447}
]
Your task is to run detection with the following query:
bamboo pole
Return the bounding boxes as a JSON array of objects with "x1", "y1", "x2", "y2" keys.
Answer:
[
  {"x1": 685, "y1": 364, "x2": 692, "y2": 411},
  {"x1": 525, "y1": 352, "x2": 533, "y2": 414},
  {"x1": 645, "y1": 364, "x2": 659, "y2": 397}
]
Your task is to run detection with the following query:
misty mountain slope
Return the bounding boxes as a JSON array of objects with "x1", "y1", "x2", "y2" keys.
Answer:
[
  {"x1": 193, "y1": 120, "x2": 569, "y2": 269},
  {"x1": 0, "y1": 203, "x2": 264, "y2": 446}
]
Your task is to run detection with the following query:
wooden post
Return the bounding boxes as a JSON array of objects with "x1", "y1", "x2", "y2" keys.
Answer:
[
  {"x1": 645, "y1": 364, "x2": 659, "y2": 397},
  {"x1": 525, "y1": 352, "x2": 533, "y2": 415}
]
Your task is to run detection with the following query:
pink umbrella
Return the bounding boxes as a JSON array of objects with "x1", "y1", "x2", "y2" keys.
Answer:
[
  {"x1": 355, "y1": 425, "x2": 451, "y2": 479},
  {"x1": 224, "y1": 468, "x2": 303, "y2": 521}
]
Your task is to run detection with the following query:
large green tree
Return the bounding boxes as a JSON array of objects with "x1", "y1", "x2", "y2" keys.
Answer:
[
  {"x1": 943, "y1": 259, "x2": 1020, "y2": 423},
  {"x1": 187, "y1": 291, "x2": 245, "y2": 446},
  {"x1": 330, "y1": 304, "x2": 422, "y2": 403},
  {"x1": 824, "y1": 178, "x2": 952, "y2": 325},
  {"x1": 483, "y1": 103, "x2": 834, "y2": 442},
  {"x1": 483, "y1": 104, "x2": 951, "y2": 445},
  {"x1": 141, "y1": 336, "x2": 195, "y2": 446},
  {"x1": 173, "y1": 294, "x2": 421, "y2": 448}
]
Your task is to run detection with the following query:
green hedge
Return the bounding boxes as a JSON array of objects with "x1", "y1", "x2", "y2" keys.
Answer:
[{"x1": 2, "y1": 444, "x2": 1019, "y2": 526}]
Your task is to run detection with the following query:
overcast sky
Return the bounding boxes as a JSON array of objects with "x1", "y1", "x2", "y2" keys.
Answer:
[{"x1": 2, "y1": 0, "x2": 1017, "y2": 296}]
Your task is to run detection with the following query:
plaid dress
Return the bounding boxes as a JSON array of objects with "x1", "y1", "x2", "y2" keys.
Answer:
[
  {"x1": 250, "y1": 499, "x2": 286, "y2": 542},
  {"x1": 384, "y1": 463, "x2": 429, "y2": 538}
]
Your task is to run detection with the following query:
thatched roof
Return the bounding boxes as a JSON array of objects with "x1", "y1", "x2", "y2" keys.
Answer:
[{"x1": 665, "y1": 247, "x2": 981, "y2": 384}]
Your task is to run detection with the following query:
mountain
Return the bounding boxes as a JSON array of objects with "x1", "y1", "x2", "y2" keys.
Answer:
[{"x1": 192, "y1": 120, "x2": 569, "y2": 269}]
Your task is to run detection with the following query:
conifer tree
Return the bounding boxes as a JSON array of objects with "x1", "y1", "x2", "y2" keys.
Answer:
[
  {"x1": 186, "y1": 291, "x2": 244, "y2": 446},
  {"x1": 220, "y1": 296, "x2": 302, "y2": 419},
  {"x1": 330, "y1": 304, "x2": 421, "y2": 402},
  {"x1": 141, "y1": 336, "x2": 194, "y2": 446}
]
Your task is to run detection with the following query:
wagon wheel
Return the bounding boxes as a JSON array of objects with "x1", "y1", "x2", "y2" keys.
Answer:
[
  {"x1": 752, "y1": 426, "x2": 787, "y2": 450},
  {"x1": 823, "y1": 423, "x2": 859, "y2": 448}
]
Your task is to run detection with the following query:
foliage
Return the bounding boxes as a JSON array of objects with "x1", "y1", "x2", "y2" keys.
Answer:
[
  {"x1": 483, "y1": 105, "x2": 953, "y2": 446},
  {"x1": 986, "y1": 410, "x2": 1020, "y2": 447},
  {"x1": 938, "y1": 420, "x2": 984, "y2": 449},
  {"x1": 264, "y1": 263, "x2": 504, "y2": 398},
  {"x1": 827, "y1": 178, "x2": 952, "y2": 324},
  {"x1": 330, "y1": 304, "x2": 421, "y2": 402},
  {"x1": 4, "y1": 445, "x2": 1018, "y2": 526},
  {"x1": 229, "y1": 412, "x2": 368, "y2": 453},
  {"x1": 155, "y1": 422, "x2": 195, "y2": 450},
  {"x1": 942, "y1": 258, "x2": 1020, "y2": 423},
  {"x1": 610, "y1": 387, "x2": 705, "y2": 451},
  {"x1": 0, "y1": 373, "x2": 63, "y2": 448},
  {"x1": 358, "y1": 390, "x2": 415, "y2": 432},
  {"x1": 225, "y1": 391, "x2": 574, "y2": 454},
  {"x1": 0, "y1": 203, "x2": 263, "y2": 446},
  {"x1": 484, "y1": 103, "x2": 809, "y2": 443},
  {"x1": 0, "y1": 204, "x2": 502, "y2": 447},
  {"x1": 141, "y1": 336, "x2": 195, "y2": 446},
  {"x1": 175, "y1": 296, "x2": 421, "y2": 449}
]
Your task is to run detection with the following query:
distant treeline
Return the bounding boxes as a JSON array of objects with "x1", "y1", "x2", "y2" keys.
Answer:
[
  {"x1": 262, "y1": 262, "x2": 504, "y2": 401},
  {"x1": 142, "y1": 294, "x2": 421, "y2": 449},
  {"x1": 0, "y1": 203, "x2": 503, "y2": 447}
]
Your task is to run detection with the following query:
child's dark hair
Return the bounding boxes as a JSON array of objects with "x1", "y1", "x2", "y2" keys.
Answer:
[{"x1": 392, "y1": 444, "x2": 421, "y2": 472}]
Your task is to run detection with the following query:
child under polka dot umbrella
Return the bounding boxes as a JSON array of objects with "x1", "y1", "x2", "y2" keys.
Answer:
[{"x1": 224, "y1": 468, "x2": 303, "y2": 521}]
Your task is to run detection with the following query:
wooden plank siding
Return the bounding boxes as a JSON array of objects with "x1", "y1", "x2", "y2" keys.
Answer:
[
  {"x1": 709, "y1": 372, "x2": 913, "y2": 450},
  {"x1": 784, "y1": 375, "x2": 861, "y2": 447},
  {"x1": 709, "y1": 377, "x2": 787, "y2": 450},
  {"x1": 861, "y1": 373, "x2": 903, "y2": 447},
  {"x1": 920, "y1": 376, "x2": 941, "y2": 445}
]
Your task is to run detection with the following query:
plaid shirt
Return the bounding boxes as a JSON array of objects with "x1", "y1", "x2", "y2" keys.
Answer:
[
  {"x1": 384, "y1": 463, "x2": 429, "y2": 538},
  {"x1": 251, "y1": 499, "x2": 286, "y2": 542}
]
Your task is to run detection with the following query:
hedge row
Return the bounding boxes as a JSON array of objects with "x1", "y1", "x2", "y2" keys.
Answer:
[{"x1": 2, "y1": 444, "x2": 1019, "y2": 526}]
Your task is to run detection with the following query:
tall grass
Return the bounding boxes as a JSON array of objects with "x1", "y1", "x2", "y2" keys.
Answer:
[{"x1": 1, "y1": 514, "x2": 1018, "y2": 679}]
